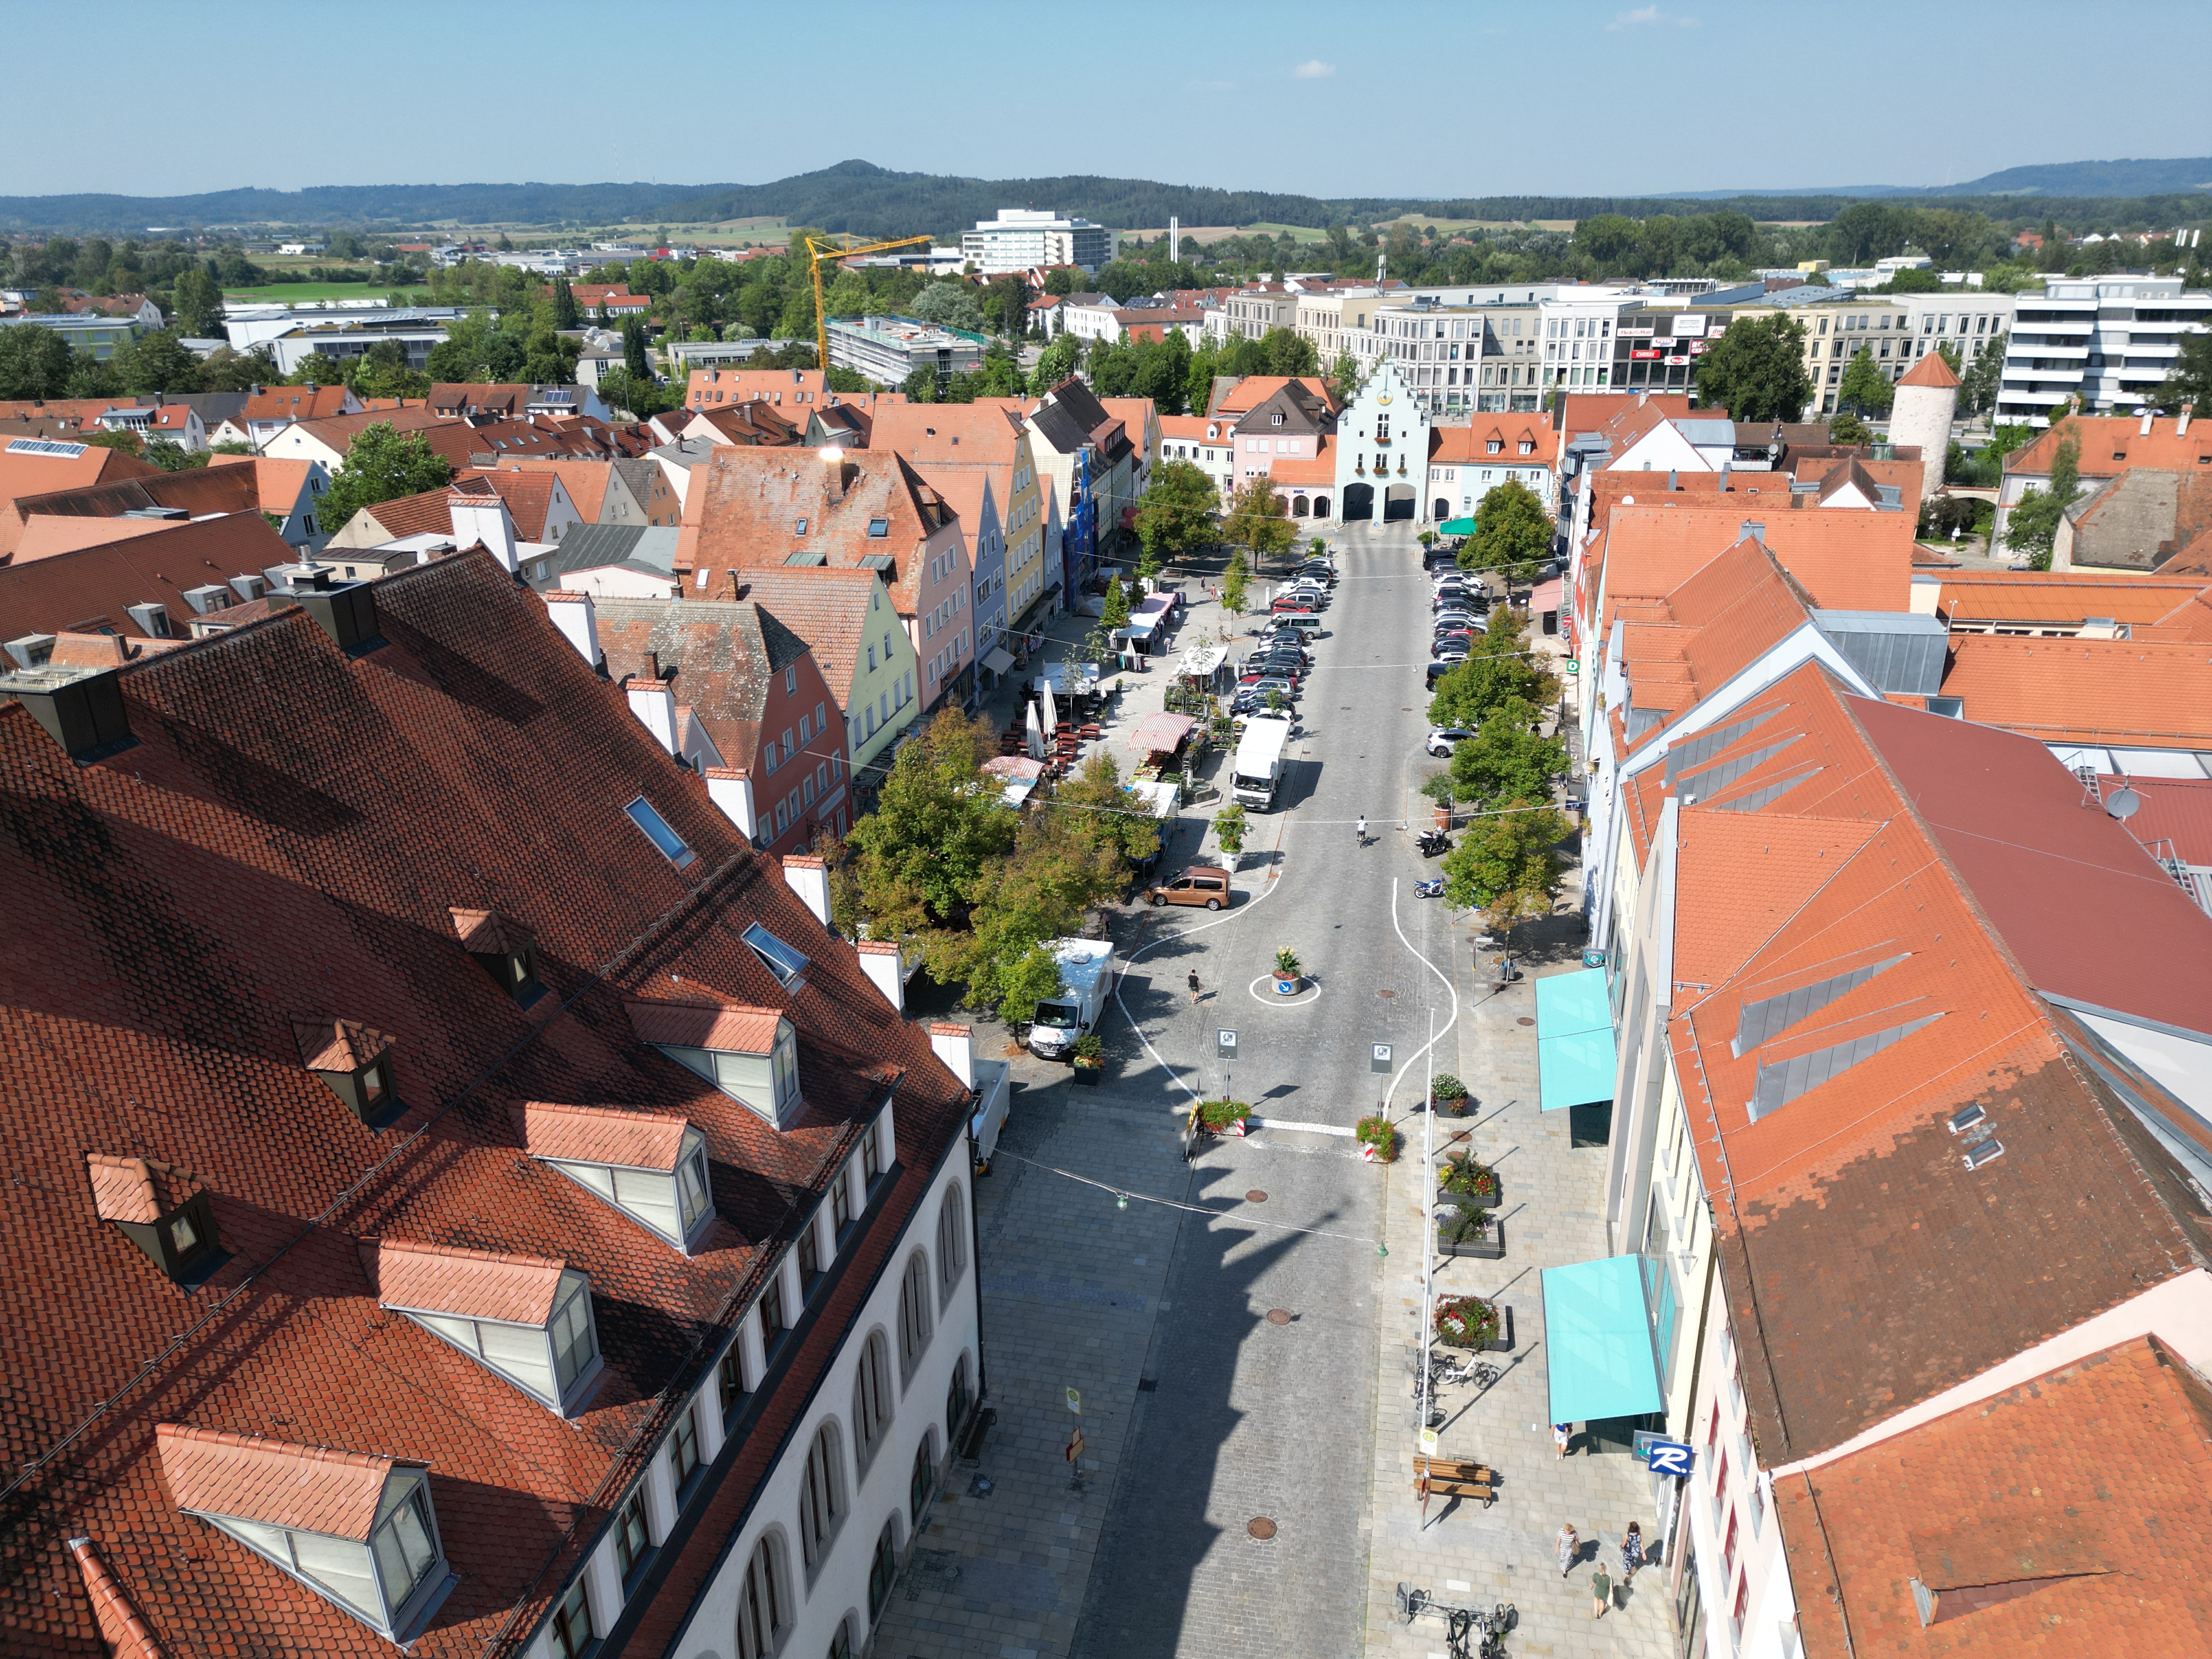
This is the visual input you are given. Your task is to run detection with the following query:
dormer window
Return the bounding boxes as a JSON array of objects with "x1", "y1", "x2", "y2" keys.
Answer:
[
  {"x1": 742, "y1": 922, "x2": 808, "y2": 987},
  {"x1": 450, "y1": 908, "x2": 544, "y2": 1006},
  {"x1": 183, "y1": 583, "x2": 233, "y2": 616},
  {"x1": 374, "y1": 1239, "x2": 604, "y2": 1415},
  {"x1": 520, "y1": 1101, "x2": 717, "y2": 1252},
  {"x1": 627, "y1": 997, "x2": 804, "y2": 1128},
  {"x1": 1519, "y1": 440, "x2": 1534, "y2": 455},
  {"x1": 291, "y1": 1017, "x2": 398, "y2": 1124},
  {"x1": 157, "y1": 1425, "x2": 452, "y2": 1641},
  {"x1": 1486, "y1": 439, "x2": 1502, "y2": 454},
  {"x1": 87, "y1": 1153, "x2": 225, "y2": 1287},
  {"x1": 126, "y1": 602, "x2": 173, "y2": 637}
]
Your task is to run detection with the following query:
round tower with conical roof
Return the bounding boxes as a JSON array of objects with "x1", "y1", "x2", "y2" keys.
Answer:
[{"x1": 1891, "y1": 350, "x2": 1960, "y2": 511}]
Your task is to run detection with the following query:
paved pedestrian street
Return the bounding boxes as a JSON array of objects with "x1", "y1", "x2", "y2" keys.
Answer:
[{"x1": 874, "y1": 524, "x2": 1675, "y2": 1659}]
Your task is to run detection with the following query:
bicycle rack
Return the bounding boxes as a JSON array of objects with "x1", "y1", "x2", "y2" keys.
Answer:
[{"x1": 1395, "y1": 1585, "x2": 1517, "y2": 1656}]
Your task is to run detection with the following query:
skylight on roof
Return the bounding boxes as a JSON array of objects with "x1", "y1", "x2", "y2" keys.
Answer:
[
  {"x1": 742, "y1": 922, "x2": 808, "y2": 986},
  {"x1": 867, "y1": 517, "x2": 890, "y2": 538},
  {"x1": 624, "y1": 797, "x2": 697, "y2": 868}
]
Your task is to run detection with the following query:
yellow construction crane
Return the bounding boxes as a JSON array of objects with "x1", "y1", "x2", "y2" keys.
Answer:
[{"x1": 805, "y1": 234, "x2": 934, "y2": 377}]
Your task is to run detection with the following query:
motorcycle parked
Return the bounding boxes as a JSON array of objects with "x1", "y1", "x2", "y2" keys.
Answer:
[
  {"x1": 1413, "y1": 878, "x2": 1447, "y2": 899},
  {"x1": 1416, "y1": 828, "x2": 1452, "y2": 857}
]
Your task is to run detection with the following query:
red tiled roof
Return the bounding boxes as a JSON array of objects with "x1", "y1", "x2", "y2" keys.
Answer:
[
  {"x1": 1933, "y1": 570, "x2": 2211, "y2": 627},
  {"x1": 289, "y1": 1015, "x2": 392, "y2": 1073},
  {"x1": 155, "y1": 1424, "x2": 417, "y2": 1540},
  {"x1": 1780, "y1": 1335, "x2": 2212, "y2": 1658},
  {"x1": 1857, "y1": 690, "x2": 2212, "y2": 1037},
  {"x1": 1206, "y1": 376, "x2": 1338, "y2": 420},
  {"x1": 1895, "y1": 348, "x2": 1960, "y2": 390},
  {"x1": 1660, "y1": 662, "x2": 2211, "y2": 1466},
  {"x1": 0, "y1": 511, "x2": 297, "y2": 636},
  {"x1": 67, "y1": 1536, "x2": 165, "y2": 1659},
  {"x1": 520, "y1": 1101, "x2": 692, "y2": 1170},
  {"x1": 86, "y1": 1154, "x2": 174, "y2": 1224},
  {"x1": 1430, "y1": 415, "x2": 1555, "y2": 465},
  {"x1": 448, "y1": 906, "x2": 534, "y2": 953},
  {"x1": 2006, "y1": 413, "x2": 2212, "y2": 480},
  {"x1": 0, "y1": 547, "x2": 972, "y2": 1656},
  {"x1": 703, "y1": 565, "x2": 891, "y2": 698},
  {"x1": 0, "y1": 439, "x2": 160, "y2": 557},
  {"x1": 682, "y1": 447, "x2": 956, "y2": 617},
  {"x1": 373, "y1": 1238, "x2": 567, "y2": 1325},
  {"x1": 1939, "y1": 635, "x2": 2212, "y2": 748},
  {"x1": 240, "y1": 385, "x2": 357, "y2": 422},
  {"x1": 623, "y1": 995, "x2": 782, "y2": 1053}
]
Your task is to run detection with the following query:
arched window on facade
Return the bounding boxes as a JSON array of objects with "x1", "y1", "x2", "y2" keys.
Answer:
[
  {"x1": 734, "y1": 1532, "x2": 790, "y2": 1659},
  {"x1": 896, "y1": 1251, "x2": 933, "y2": 1383},
  {"x1": 797, "y1": 1423, "x2": 845, "y2": 1571},
  {"x1": 851, "y1": 1330, "x2": 894, "y2": 1476},
  {"x1": 935, "y1": 1187, "x2": 967, "y2": 1309}
]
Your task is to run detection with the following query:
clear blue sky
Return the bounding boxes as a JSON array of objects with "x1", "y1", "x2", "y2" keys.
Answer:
[{"x1": 5, "y1": 0, "x2": 2207, "y2": 201}]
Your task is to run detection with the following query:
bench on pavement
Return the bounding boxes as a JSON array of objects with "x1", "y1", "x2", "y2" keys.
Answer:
[{"x1": 1414, "y1": 1456, "x2": 1494, "y2": 1522}]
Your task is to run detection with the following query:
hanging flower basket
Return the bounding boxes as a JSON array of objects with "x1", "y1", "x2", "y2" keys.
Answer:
[{"x1": 1434, "y1": 1295, "x2": 1502, "y2": 1351}]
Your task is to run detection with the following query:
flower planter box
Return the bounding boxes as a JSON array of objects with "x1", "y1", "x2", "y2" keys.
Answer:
[
  {"x1": 1430, "y1": 1093, "x2": 1470, "y2": 1116},
  {"x1": 1435, "y1": 1305, "x2": 1515, "y2": 1352},
  {"x1": 1274, "y1": 976, "x2": 1302, "y2": 996},
  {"x1": 1440, "y1": 1177, "x2": 1502, "y2": 1213},
  {"x1": 1071, "y1": 1063, "x2": 1103, "y2": 1087},
  {"x1": 1435, "y1": 1215, "x2": 1505, "y2": 1260}
]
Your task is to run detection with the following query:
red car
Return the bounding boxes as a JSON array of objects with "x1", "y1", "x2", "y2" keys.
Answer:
[{"x1": 1269, "y1": 599, "x2": 1316, "y2": 615}]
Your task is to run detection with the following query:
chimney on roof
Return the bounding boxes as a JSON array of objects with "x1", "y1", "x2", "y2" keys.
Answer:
[
  {"x1": 625, "y1": 678, "x2": 678, "y2": 755},
  {"x1": 782, "y1": 855, "x2": 833, "y2": 930},
  {"x1": 1667, "y1": 469, "x2": 1678, "y2": 490},
  {"x1": 2141, "y1": 408, "x2": 2155, "y2": 436},
  {"x1": 819, "y1": 445, "x2": 848, "y2": 504},
  {"x1": 1741, "y1": 521, "x2": 1766, "y2": 543},
  {"x1": 2175, "y1": 403, "x2": 2192, "y2": 435},
  {"x1": 1638, "y1": 390, "x2": 1648, "y2": 407},
  {"x1": 450, "y1": 493, "x2": 518, "y2": 574},
  {"x1": 856, "y1": 939, "x2": 904, "y2": 1012},
  {"x1": 1, "y1": 664, "x2": 133, "y2": 759},
  {"x1": 703, "y1": 767, "x2": 758, "y2": 839},
  {"x1": 304, "y1": 382, "x2": 318, "y2": 393},
  {"x1": 1718, "y1": 461, "x2": 1731, "y2": 492},
  {"x1": 543, "y1": 590, "x2": 603, "y2": 671},
  {"x1": 929, "y1": 1022, "x2": 976, "y2": 1091}
]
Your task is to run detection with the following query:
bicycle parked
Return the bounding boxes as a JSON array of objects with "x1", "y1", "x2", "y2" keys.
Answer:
[{"x1": 1397, "y1": 1586, "x2": 1516, "y2": 1658}]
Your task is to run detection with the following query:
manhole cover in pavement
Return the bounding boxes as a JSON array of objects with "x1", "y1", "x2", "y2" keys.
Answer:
[
  {"x1": 1266, "y1": 1308, "x2": 1292, "y2": 1325},
  {"x1": 1246, "y1": 1189, "x2": 1268, "y2": 1203},
  {"x1": 1248, "y1": 1517, "x2": 1278, "y2": 1539},
  {"x1": 1517, "y1": 1016, "x2": 1536, "y2": 1026}
]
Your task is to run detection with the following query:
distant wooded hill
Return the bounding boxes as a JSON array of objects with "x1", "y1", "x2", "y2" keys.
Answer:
[{"x1": 2, "y1": 156, "x2": 2206, "y2": 237}]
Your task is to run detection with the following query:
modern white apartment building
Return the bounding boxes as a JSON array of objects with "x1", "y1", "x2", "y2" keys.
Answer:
[
  {"x1": 825, "y1": 315, "x2": 985, "y2": 388},
  {"x1": 1995, "y1": 274, "x2": 2210, "y2": 427},
  {"x1": 960, "y1": 210, "x2": 1116, "y2": 275}
]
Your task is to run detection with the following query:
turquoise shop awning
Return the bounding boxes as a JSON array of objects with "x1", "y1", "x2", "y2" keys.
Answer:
[
  {"x1": 1542, "y1": 1255, "x2": 1664, "y2": 1424},
  {"x1": 1438, "y1": 517, "x2": 1476, "y2": 536},
  {"x1": 1536, "y1": 967, "x2": 1616, "y2": 1111}
]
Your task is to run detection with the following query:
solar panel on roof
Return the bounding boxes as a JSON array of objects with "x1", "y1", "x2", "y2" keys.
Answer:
[{"x1": 6, "y1": 438, "x2": 87, "y2": 458}]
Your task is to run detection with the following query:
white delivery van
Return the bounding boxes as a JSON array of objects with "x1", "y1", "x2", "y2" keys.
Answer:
[
  {"x1": 1027, "y1": 939, "x2": 1115, "y2": 1060},
  {"x1": 1231, "y1": 717, "x2": 1291, "y2": 810}
]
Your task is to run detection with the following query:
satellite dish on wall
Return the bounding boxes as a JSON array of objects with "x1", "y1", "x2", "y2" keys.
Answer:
[{"x1": 2106, "y1": 787, "x2": 2141, "y2": 822}]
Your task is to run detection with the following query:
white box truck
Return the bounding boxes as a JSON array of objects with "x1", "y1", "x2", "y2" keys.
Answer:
[
  {"x1": 1231, "y1": 716, "x2": 1291, "y2": 810},
  {"x1": 1027, "y1": 938, "x2": 1115, "y2": 1060}
]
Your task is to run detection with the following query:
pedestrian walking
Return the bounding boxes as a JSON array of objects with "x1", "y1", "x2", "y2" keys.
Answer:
[
  {"x1": 1622, "y1": 1521, "x2": 1645, "y2": 1583},
  {"x1": 1355, "y1": 815, "x2": 1368, "y2": 845},
  {"x1": 1553, "y1": 1421, "x2": 1572, "y2": 1458},
  {"x1": 1187, "y1": 970, "x2": 1203, "y2": 1005},
  {"x1": 1556, "y1": 1523, "x2": 1579, "y2": 1579},
  {"x1": 1591, "y1": 1565, "x2": 1612, "y2": 1619}
]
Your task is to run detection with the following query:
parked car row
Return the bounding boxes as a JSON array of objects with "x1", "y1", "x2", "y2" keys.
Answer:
[
  {"x1": 1237, "y1": 556, "x2": 1336, "y2": 715},
  {"x1": 1425, "y1": 560, "x2": 1494, "y2": 687}
]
